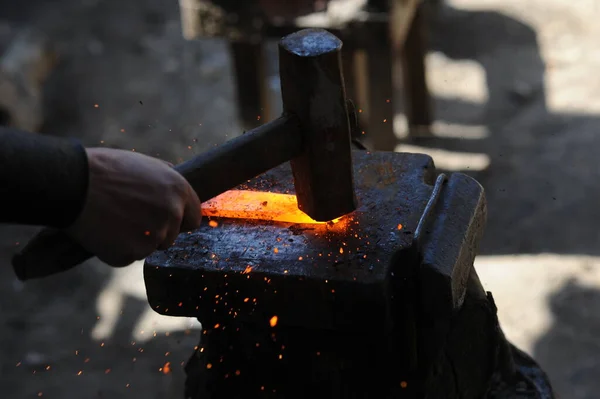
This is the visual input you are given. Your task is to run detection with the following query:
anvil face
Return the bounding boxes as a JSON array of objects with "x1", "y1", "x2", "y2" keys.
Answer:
[{"x1": 144, "y1": 151, "x2": 437, "y2": 331}]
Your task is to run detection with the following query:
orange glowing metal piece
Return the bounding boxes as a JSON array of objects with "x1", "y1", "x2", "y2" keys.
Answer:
[
  {"x1": 269, "y1": 316, "x2": 278, "y2": 327},
  {"x1": 201, "y1": 191, "x2": 342, "y2": 224}
]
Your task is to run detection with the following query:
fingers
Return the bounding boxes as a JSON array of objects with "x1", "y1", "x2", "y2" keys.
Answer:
[
  {"x1": 180, "y1": 185, "x2": 203, "y2": 232},
  {"x1": 157, "y1": 223, "x2": 181, "y2": 250},
  {"x1": 155, "y1": 184, "x2": 201, "y2": 250}
]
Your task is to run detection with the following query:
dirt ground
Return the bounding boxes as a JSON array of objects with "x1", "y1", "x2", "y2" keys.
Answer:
[{"x1": 1, "y1": 0, "x2": 600, "y2": 397}]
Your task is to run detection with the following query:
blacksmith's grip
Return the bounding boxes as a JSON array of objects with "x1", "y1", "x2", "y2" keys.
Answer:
[{"x1": 11, "y1": 116, "x2": 306, "y2": 280}]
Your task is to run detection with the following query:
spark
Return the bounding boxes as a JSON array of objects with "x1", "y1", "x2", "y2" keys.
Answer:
[
  {"x1": 269, "y1": 316, "x2": 278, "y2": 327},
  {"x1": 161, "y1": 362, "x2": 171, "y2": 374},
  {"x1": 241, "y1": 265, "x2": 253, "y2": 274}
]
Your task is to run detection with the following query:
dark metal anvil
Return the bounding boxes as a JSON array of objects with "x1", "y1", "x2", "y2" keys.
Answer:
[{"x1": 144, "y1": 151, "x2": 554, "y2": 399}]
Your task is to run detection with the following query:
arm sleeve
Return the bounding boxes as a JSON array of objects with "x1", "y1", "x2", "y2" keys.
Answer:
[{"x1": 0, "y1": 127, "x2": 89, "y2": 229}]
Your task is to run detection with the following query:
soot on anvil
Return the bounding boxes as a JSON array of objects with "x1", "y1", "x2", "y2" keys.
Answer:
[{"x1": 144, "y1": 151, "x2": 437, "y2": 332}]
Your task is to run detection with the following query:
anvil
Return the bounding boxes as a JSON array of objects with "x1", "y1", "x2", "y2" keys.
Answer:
[{"x1": 144, "y1": 151, "x2": 554, "y2": 399}]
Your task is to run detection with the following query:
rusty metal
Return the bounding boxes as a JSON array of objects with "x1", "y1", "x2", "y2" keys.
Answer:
[
  {"x1": 12, "y1": 28, "x2": 358, "y2": 280},
  {"x1": 144, "y1": 151, "x2": 554, "y2": 398}
]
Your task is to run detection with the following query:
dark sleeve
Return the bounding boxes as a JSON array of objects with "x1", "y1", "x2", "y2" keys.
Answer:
[{"x1": 0, "y1": 127, "x2": 89, "y2": 229}]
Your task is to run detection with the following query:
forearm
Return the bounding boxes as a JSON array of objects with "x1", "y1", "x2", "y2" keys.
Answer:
[{"x1": 0, "y1": 127, "x2": 89, "y2": 228}]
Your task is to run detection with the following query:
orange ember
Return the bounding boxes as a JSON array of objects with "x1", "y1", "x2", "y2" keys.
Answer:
[
  {"x1": 269, "y1": 315, "x2": 278, "y2": 327},
  {"x1": 201, "y1": 191, "x2": 343, "y2": 224},
  {"x1": 162, "y1": 362, "x2": 171, "y2": 374},
  {"x1": 241, "y1": 265, "x2": 253, "y2": 274}
]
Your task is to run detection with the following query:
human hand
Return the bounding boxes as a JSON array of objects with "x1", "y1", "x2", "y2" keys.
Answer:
[{"x1": 65, "y1": 148, "x2": 202, "y2": 267}]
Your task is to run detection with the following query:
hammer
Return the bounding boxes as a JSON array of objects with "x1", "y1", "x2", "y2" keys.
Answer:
[{"x1": 12, "y1": 28, "x2": 357, "y2": 281}]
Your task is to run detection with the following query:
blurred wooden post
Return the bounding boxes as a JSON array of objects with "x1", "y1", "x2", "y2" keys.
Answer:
[
  {"x1": 229, "y1": 41, "x2": 271, "y2": 131},
  {"x1": 399, "y1": 3, "x2": 432, "y2": 137}
]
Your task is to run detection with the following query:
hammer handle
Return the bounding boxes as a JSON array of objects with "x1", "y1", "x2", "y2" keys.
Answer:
[{"x1": 12, "y1": 115, "x2": 303, "y2": 281}]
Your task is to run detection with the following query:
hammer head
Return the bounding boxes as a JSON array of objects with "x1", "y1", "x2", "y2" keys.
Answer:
[{"x1": 278, "y1": 28, "x2": 357, "y2": 222}]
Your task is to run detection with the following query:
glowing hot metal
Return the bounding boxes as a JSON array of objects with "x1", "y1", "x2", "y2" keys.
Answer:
[{"x1": 201, "y1": 190, "x2": 342, "y2": 224}]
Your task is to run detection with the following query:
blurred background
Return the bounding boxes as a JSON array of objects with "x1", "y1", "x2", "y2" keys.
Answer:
[{"x1": 1, "y1": 0, "x2": 600, "y2": 397}]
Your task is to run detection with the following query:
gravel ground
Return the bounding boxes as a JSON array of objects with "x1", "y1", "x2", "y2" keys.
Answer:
[{"x1": 1, "y1": 0, "x2": 600, "y2": 397}]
